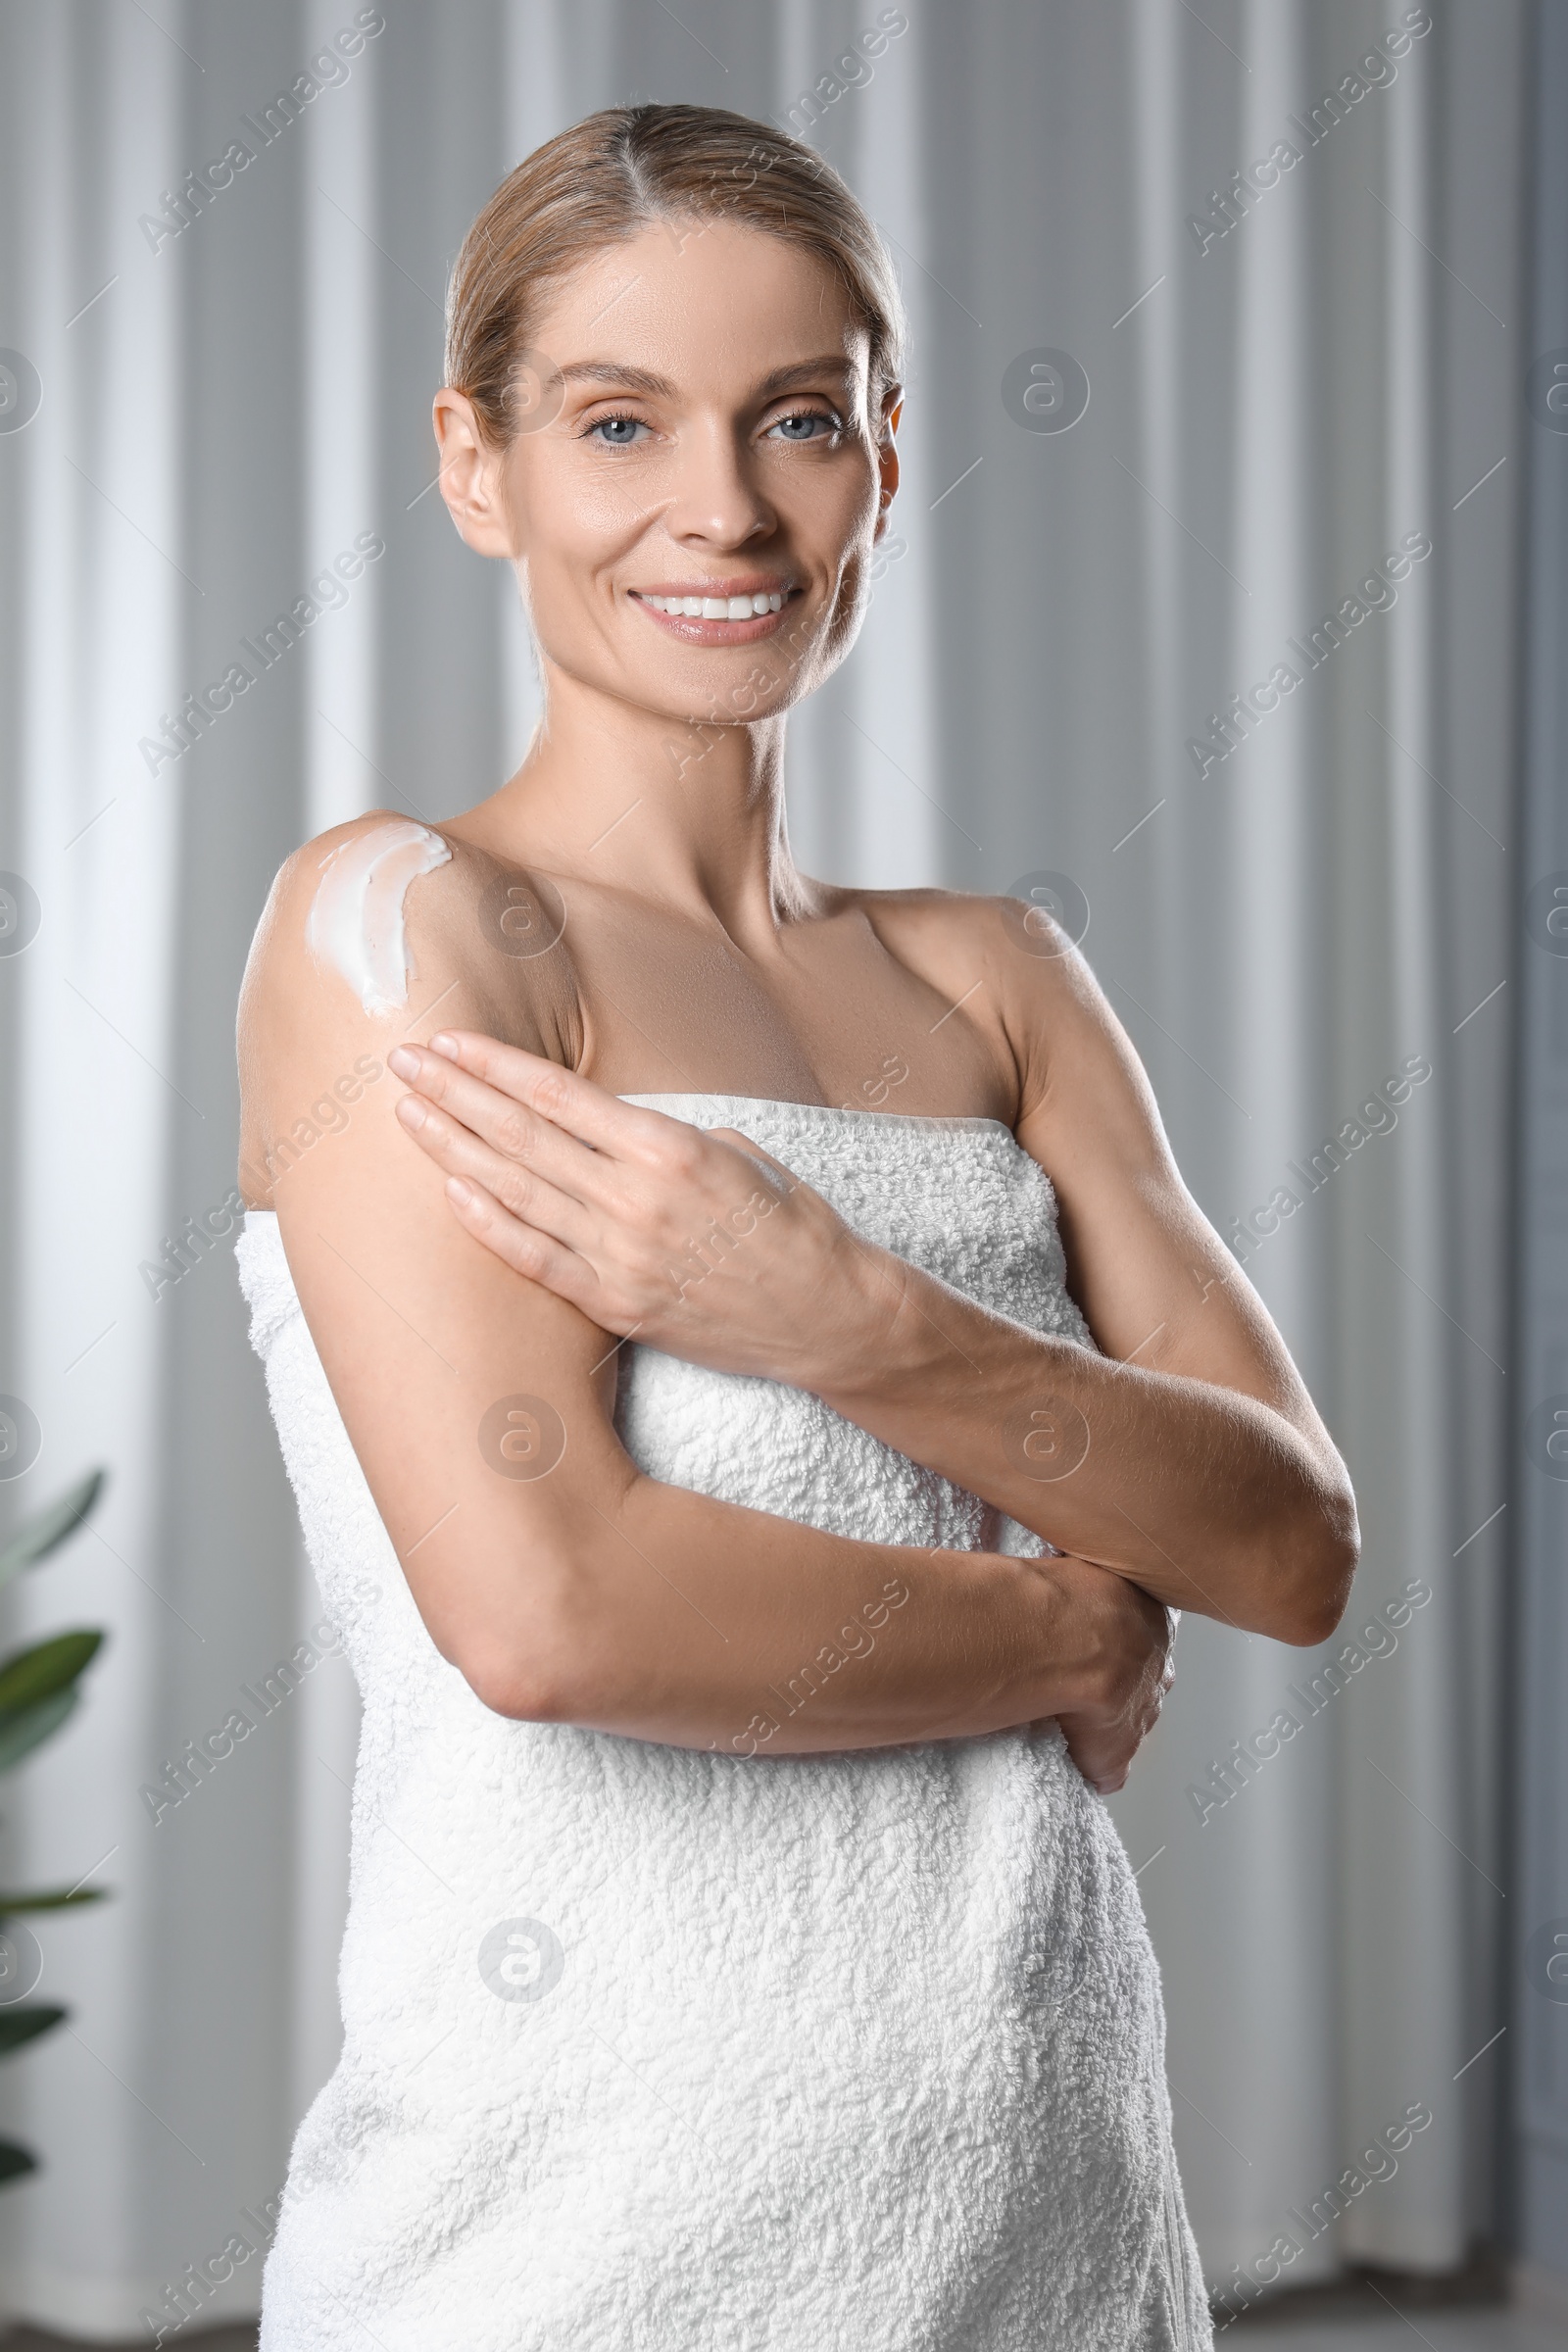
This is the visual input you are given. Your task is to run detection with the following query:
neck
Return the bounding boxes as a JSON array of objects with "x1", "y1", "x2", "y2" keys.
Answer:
[{"x1": 454, "y1": 655, "x2": 812, "y2": 949}]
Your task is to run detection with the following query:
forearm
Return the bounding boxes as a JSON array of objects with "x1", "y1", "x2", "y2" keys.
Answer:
[
  {"x1": 496, "y1": 1471, "x2": 1113, "y2": 1756},
  {"x1": 384, "y1": 1007, "x2": 1356, "y2": 1648},
  {"x1": 814, "y1": 1250, "x2": 1353, "y2": 1641}
]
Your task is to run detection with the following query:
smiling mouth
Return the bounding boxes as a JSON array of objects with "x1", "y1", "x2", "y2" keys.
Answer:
[{"x1": 632, "y1": 586, "x2": 793, "y2": 620}]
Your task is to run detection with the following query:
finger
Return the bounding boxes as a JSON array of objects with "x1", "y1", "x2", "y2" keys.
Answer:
[
  {"x1": 420, "y1": 1032, "x2": 700, "y2": 1167},
  {"x1": 389, "y1": 1045, "x2": 609, "y2": 1205},
  {"x1": 1058, "y1": 1717, "x2": 1123, "y2": 1793},
  {"x1": 442, "y1": 1175, "x2": 598, "y2": 1310},
  {"x1": 397, "y1": 1094, "x2": 596, "y2": 1251},
  {"x1": 391, "y1": 1038, "x2": 719, "y2": 1203}
]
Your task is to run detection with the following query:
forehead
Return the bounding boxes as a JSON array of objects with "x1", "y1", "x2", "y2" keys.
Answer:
[{"x1": 527, "y1": 218, "x2": 870, "y2": 396}]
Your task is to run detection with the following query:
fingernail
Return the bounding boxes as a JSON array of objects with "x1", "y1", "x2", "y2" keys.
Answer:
[
  {"x1": 388, "y1": 1046, "x2": 419, "y2": 1080},
  {"x1": 395, "y1": 1095, "x2": 426, "y2": 1130},
  {"x1": 446, "y1": 1176, "x2": 474, "y2": 1207},
  {"x1": 429, "y1": 1032, "x2": 460, "y2": 1059}
]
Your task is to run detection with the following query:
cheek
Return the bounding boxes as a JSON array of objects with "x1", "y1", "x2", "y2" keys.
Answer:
[
  {"x1": 515, "y1": 557, "x2": 620, "y2": 683},
  {"x1": 801, "y1": 466, "x2": 881, "y2": 570},
  {"x1": 514, "y1": 480, "x2": 667, "y2": 669},
  {"x1": 818, "y1": 545, "x2": 876, "y2": 653},
  {"x1": 827, "y1": 498, "x2": 886, "y2": 607},
  {"x1": 519, "y1": 438, "x2": 669, "y2": 548}
]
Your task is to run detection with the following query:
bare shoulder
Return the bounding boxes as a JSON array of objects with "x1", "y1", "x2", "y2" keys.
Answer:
[
  {"x1": 231, "y1": 819, "x2": 630, "y2": 1706},
  {"x1": 831, "y1": 875, "x2": 1172, "y2": 1180},
  {"x1": 840, "y1": 876, "x2": 1109, "y2": 1058},
  {"x1": 836, "y1": 875, "x2": 1076, "y2": 976},
  {"x1": 237, "y1": 811, "x2": 581, "y2": 1200}
]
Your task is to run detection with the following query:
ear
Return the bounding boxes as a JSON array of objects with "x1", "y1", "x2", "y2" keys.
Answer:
[
  {"x1": 874, "y1": 391, "x2": 903, "y2": 538},
  {"x1": 432, "y1": 388, "x2": 516, "y2": 559}
]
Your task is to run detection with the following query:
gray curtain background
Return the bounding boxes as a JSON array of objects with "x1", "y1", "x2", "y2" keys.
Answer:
[
  {"x1": 1513, "y1": 0, "x2": 1568, "y2": 2302},
  {"x1": 0, "y1": 0, "x2": 1546, "y2": 2330}
]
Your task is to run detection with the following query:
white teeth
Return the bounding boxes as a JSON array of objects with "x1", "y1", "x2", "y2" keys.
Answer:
[{"x1": 638, "y1": 590, "x2": 789, "y2": 618}]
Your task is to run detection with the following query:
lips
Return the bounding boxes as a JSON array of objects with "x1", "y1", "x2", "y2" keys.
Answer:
[
  {"x1": 628, "y1": 580, "x2": 801, "y2": 646},
  {"x1": 640, "y1": 589, "x2": 784, "y2": 619}
]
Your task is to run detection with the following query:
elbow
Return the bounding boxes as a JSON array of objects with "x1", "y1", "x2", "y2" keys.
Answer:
[
  {"x1": 451, "y1": 1547, "x2": 600, "y2": 1725},
  {"x1": 464, "y1": 1646, "x2": 577, "y2": 1724},
  {"x1": 1270, "y1": 1485, "x2": 1361, "y2": 1648}
]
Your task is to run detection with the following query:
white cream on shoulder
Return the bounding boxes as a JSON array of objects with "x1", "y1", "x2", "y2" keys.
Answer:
[{"x1": 305, "y1": 819, "x2": 452, "y2": 1016}]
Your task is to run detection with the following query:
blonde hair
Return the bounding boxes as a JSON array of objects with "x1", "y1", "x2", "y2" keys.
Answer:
[{"x1": 445, "y1": 104, "x2": 906, "y2": 445}]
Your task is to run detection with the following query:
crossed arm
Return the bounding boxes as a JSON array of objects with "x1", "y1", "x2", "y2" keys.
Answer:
[
  {"x1": 240, "y1": 845, "x2": 1356, "y2": 1789},
  {"x1": 386, "y1": 921, "x2": 1359, "y2": 1649}
]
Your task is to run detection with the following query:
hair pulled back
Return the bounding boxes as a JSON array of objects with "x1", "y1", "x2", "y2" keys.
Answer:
[{"x1": 445, "y1": 104, "x2": 906, "y2": 445}]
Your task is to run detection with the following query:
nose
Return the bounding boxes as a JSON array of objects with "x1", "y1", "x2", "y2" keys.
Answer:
[{"x1": 662, "y1": 416, "x2": 777, "y2": 552}]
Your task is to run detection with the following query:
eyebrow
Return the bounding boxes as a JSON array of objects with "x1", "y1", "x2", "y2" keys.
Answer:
[{"x1": 553, "y1": 356, "x2": 859, "y2": 400}]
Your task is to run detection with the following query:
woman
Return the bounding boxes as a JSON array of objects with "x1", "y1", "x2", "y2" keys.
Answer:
[{"x1": 236, "y1": 103, "x2": 1356, "y2": 2351}]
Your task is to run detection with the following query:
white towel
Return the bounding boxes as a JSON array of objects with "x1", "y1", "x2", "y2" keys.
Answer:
[{"x1": 237, "y1": 1095, "x2": 1210, "y2": 2350}]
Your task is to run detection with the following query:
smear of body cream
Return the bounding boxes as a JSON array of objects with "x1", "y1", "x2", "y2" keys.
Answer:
[{"x1": 306, "y1": 819, "x2": 452, "y2": 1016}]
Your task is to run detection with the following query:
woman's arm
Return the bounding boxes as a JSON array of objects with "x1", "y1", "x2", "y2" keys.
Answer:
[
  {"x1": 237, "y1": 832, "x2": 1173, "y2": 1785},
  {"x1": 821, "y1": 916, "x2": 1361, "y2": 1642},
  {"x1": 386, "y1": 913, "x2": 1358, "y2": 1647}
]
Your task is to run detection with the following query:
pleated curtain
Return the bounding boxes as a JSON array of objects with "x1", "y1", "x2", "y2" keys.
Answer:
[{"x1": 0, "y1": 0, "x2": 1530, "y2": 2327}]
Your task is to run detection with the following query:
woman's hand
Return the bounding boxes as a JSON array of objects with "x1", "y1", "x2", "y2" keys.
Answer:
[
  {"x1": 1047, "y1": 1559, "x2": 1177, "y2": 1794},
  {"x1": 387, "y1": 1032, "x2": 900, "y2": 1389}
]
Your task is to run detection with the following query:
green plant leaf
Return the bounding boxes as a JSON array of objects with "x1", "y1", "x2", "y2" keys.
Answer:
[
  {"x1": 0, "y1": 1886, "x2": 108, "y2": 1915},
  {"x1": 0, "y1": 2137, "x2": 37, "y2": 2182},
  {"x1": 0, "y1": 1469, "x2": 106, "y2": 1592},
  {"x1": 0, "y1": 1689, "x2": 77, "y2": 1776},
  {"x1": 0, "y1": 1631, "x2": 104, "y2": 1712},
  {"x1": 0, "y1": 2005, "x2": 65, "y2": 2056}
]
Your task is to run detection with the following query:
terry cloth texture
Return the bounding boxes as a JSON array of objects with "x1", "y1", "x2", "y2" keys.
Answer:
[{"x1": 237, "y1": 1094, "x2": 1211, "y2": 2351}]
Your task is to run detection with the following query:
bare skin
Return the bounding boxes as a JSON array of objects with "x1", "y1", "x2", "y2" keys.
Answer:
[{"x1": 238, "y1": 216, "x2": 1358, "y2": 1791}]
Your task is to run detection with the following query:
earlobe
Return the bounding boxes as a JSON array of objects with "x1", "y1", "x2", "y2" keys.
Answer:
[
  {"x1": 440, "y1": 475, "x2": 509, "y2": 558},
  {"x1": 432, "y1": 388, "x2": 515, "y2": 559}
]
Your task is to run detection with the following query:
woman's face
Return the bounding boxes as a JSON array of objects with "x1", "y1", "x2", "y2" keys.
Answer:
[{"x1": 437, "y1": 218, "x2": 899, "y2": 728}]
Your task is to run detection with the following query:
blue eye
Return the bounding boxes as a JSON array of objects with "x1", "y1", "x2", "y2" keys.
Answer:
[
  {"x1": 771, "y1": 411, "x2": 836, "y2": 441},
  {"x1": 587, "y1": 415, "x2": 645, "y2": 446}
]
